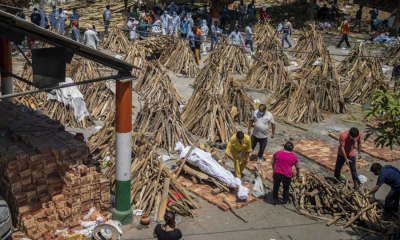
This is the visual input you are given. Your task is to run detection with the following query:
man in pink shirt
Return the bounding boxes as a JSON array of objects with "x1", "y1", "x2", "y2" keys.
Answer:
[
  {"x1": 272, "y1": 142, "x2": 300, "y2": 205},
  {"x1": 334, "y1": 127, "x2": 362, "y2": 186}
]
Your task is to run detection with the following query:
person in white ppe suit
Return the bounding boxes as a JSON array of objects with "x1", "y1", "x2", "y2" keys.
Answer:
[
  {"x1": 200, "y1": 19, "x2": 209, "y2": 53},
  {"x1": 186, "y1": 13, "x2": 194, "y2": 35},
  {"x1": 127, "y1": 17, "x2": 139, "y2": 41},
  {"x1": 170, "y1": 11, "x2": 180, "y2": 36},
  {"x1": 56, "y1": 8, "x2": 66, "y2": 35},
  {"x1": 49, "y1": 6, "x2": 57, "y2": 31},
  {"x1": 151, "y1": 20, "x2": 162, "y2": 34},
  {"x1": 161, "y1": 11, "x2": 171, "y2": 36},
  {"x1": 39, "y1": 8, "x2": 48, "y2": 28}
]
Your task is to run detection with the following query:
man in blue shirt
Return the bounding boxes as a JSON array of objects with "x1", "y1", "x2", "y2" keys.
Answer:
[
  {"x1": 369, "y1": 7, "x2": 379, "y2": 32},
  {"x1": 367, "y1": 163, "x2": 400, "y2": 219},
  {"x1": 17, "y1": 10, "x2": 26, "y2": 20}
]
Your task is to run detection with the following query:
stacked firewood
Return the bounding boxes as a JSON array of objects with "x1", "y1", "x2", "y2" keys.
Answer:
[
  {"x1": 205, "y1": 41, "x2": 250, "y2": 74},
  {"x1": 182, "y1": 87, "x2": 236, "y2": 143},
  {"x1": 159, "y1": 39, "x2": 199, "y2": 78},
  {"x1": 383, "y1": 43, "x2": 400, "y2": 66},
  {"x1": 338, "y1": 43, "x2": 387, "y2": 104},
  {"x1": 104, "y1": 143, "x2": 198, "y2": 216},
  {"x1": 268, "y1": 55, "x2": 346, "y2": 123},
  {"x1": 254, "y1": 40, "x2": 290, "y2": 66},
  {"x1": 226, "y1": 78, "x2": 255, "y2": 125},
  {"x1": 134, "y1": 61, "x2": 183, "y2": 107},
  {"x1": 245, "y1": 54, "x2": 291, "y2": 91},
  {"x1": 292, "y1": 24, "x2": 326, "y2": 60},
  {"x1": 253, "y1": 21, "x2": 276, "y2": 45},
  {"x1": 101, "y1": 28, "x2": 131, "y2": 54},
  {"x1": 124, "y1": 42, "x2": 148, "y2": 77},
  {"x1": 88, "y1": 112, "x2": 115, "y2": 161},
  {"x1": 337, "y1": 43, "x2": 385, "y2": 79},
  {"x1": 290, "y1": 170, "x2": 384, "y2": 231},
  {"x1": 137, "y1": 35, "x2": 174, "y2": 55},
  {"x1": 133, "y1": 61, "x2": 192, "y2": 152}
]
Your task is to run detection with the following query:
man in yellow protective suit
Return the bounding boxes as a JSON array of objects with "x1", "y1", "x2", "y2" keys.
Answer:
[{"x1": 224, "y1": 131, "x2": 252, "y2": 178}]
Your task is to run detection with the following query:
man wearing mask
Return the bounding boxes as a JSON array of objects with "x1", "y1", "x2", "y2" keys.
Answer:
[
  {"x1": 70, "y1": 8, "x2": 80, "y2": 26},
  {"x1": 56, "y1": 8, "x2": 66, "y2": 35},
  {"x1": 103, "y1": 5, "x2": 112, "y2": 34},
  {"x1": 247, "y1": 1, "x2": 256, "y2": 25},
  {"x1": 248, "y1": 104, "x2": 275, "y2": 163},
  {"x1": 127, "y1": 17, "x2": 139, "y2": 41},
  {"x1": 180, "y1": 16, "x2": 189, "y2": 38},
  {"x1": 369, "y1": 7, "x2": 379, "y2": 32},
  {"x1": 31, "y1": 8, "x2": 41, "y2": 26},
  {"x1": 259, "y1": 4, "x2": 268, "y2": 22},
  {"x1": 225, "y1": 131, "x2": 252, "y2": 179},
  {"x1": 238, "y1": 0, "x2": 246, "y2": 28},
  {"x1": 228, "y1": 26, "x2": 244, "y2": 46},
  {"x1": 17, "y1": 9, "x2": 26, "y2": 20},
  {"x1": 200, "y1": 19, "x2": 209, "y2": 53},
  {"x1": 161, "y1": 11, "x2": 171, "y2": 35},
  {"x1": 210, "y1": 20, "x2": 219, "y2": 51},
  {"x1": 170, "y1": 11, "x2": 180, "y2": 36},
  {"x1": 71, "y1": 21, "x2": 80, "y2": 42},
  {"x1": 49, "y1": 6, "x2": 57, "y2": 30},
  {"x1": 39, "y1": 8, "x2": 48, "y2": 28}
]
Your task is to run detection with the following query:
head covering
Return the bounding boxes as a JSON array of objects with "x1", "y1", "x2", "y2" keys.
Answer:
[
  {"x1": 202, "y1": 19, "x2": 207, "y2": 26},
  {"x1": 72, "y1": 21, "x2": 78, "y2": 26},
  {"x1": 173, "y1": 11, "x2": 177, "y2": 16},
  {"x1": 262, "y1": 4, "x2": 267, "y2": 11}
]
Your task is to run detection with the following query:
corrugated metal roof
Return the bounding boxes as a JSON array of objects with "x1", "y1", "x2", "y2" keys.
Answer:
[{"x1": 0, "y1": 10, "x2": 138, "y2": 75}]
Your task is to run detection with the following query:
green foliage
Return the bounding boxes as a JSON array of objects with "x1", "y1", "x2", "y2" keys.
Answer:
[{"x1": 364, "y1": 90, "x2": 400, "y2": 149}]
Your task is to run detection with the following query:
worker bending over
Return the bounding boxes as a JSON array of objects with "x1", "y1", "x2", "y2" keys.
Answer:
[
  {"x1": 367, "y1": 163, "x2": 400, "y2": 219},
  {"x1": 224, "y1": 131, "x2": 252, "y2": 178}
]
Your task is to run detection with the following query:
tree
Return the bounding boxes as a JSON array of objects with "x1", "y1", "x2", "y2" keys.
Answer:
[{"x1": 364, "y1": 90, "x2": 400, "y2": 149}]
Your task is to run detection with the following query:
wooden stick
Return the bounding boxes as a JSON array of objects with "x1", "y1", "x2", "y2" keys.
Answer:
[
  {"x1": 223, "y1": 198, "x2": 248, "y2": 223},
  {"x1": 175, "y1": 145, "x2": 195, "y2": 177}
]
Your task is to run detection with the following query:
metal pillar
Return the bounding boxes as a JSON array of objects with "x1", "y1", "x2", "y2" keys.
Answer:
[
  {"x1": 0, "y1": 39, "x2": 13, "y2": 100},
  {"x1": 112, "y1": 80, "x2": 133, "y2": 225}
]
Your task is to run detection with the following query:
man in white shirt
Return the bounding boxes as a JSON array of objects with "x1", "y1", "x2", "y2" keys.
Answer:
[
  {"x1": 248, "y1": 104, "x2": 275, "y2": 163},
  {"x1": 83, "y1": 25, "x2": 99, "y2": 50},
  {"x1": 228, "y1": 27, "x2": 244, "y2": 45},
  {"x1": 103, "y1": 5, "x2": 112, "y2": 34}
]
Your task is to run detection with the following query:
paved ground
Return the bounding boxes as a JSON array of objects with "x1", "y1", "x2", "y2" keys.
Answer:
[{"x1": 9, "y1": 15, "x2": 396, "y2": 240}]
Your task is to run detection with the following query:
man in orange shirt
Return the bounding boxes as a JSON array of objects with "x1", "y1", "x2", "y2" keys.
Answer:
[{"x1": 336, "y1": 16, "x2": 351, "y2": 48}]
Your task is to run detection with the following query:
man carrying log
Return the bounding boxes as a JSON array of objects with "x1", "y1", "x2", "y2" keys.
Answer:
[
  {"x1": 367, "y1": 163, "x2": 400, "y2": 219},
  {"x1": 334, "y1": 127, "x2": 361, "y2": 186},
  {"x1": 224, "y1": 131, "x2": 252, "y2": 178},
  {"x1": 248, "y1": 104, "x2": 275, "y2": 163}
]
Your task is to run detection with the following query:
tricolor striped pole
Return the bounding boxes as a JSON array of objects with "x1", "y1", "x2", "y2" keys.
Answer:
[
  {"x1": 112, "y1": 80, "x2": 133, "y2": 225},
  {"x1": 0, "y1": 39, "x2": 13, "y2": 100}
]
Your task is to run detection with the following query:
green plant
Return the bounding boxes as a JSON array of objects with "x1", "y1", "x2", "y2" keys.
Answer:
[{"x1": 364, "y1": 89, "x2": 400, "y2": 149}]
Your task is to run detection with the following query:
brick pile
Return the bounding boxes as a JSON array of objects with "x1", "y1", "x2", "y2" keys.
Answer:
[{"x1": 0, "y1": 102, "x2": 110, "y2": 240}]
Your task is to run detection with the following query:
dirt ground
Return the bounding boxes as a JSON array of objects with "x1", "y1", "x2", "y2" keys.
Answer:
[{"x1": 9, "y1": 12, "x2": 396, "y2": 240}]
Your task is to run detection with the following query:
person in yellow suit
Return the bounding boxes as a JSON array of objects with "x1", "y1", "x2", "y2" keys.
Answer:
[{"x1": 224, "y1": 131, "x2": 252, "y2": 178}]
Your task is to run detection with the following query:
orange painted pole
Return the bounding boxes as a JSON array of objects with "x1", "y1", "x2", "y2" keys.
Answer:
[{"x1": 112, "y1": 80, "x2": 133, "y2": 225}]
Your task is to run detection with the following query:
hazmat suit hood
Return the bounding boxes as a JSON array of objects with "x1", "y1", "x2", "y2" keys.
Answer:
[
  {"x1": 202, "y1": 19, "x2": 207, "y2": 26},
  {"x1": 262, "y1": 4, "x2": 267, "y2": 11}
]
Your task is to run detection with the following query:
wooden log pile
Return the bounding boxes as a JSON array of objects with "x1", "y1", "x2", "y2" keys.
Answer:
[
  {"x1": 337, "y1": 43, "x2": 385, "y2": 79},
  {"x1": 254, "y1": 40, "x2": 290, "y2": 66},
  {"x1": 292, "y1": 24, "x2": 326, "y2": 60},
  {"x1": 124, "y1": 42, "x2": 148, "y2": 77},
  {"x1": 205, "y1": 41, "x2": 250, "y2": 74},
  {"x1": 87, "y1": 112, "x2": 115, "y2": 161},
  {"x1": 159, "y1": 39, "x2": 199, "y2": 78},
  {"x1": 137, "y1": 35, "x2": 174, "y2": 56},
  {"x1": 245, "y1": 55, "x2": 291, "y2": 92},
  {"x1": 104, "y1": 143, "x2": 198, "y2": 217},
  {"x1": 383, "y1": 43, "x2": 400, "y2": 66},
  {"x1": 290, "y1": 170, "x2": 384, "y2": 231},
  {"x1": 100, "y1": 28, "x2": 131, "y2": 54},
  {"x1": 226, "y1": 78, "x2": 255, "y2": 125},
  {"x1": 182, "y1": 89, "x2": 236, "y2": 143},
  {"x1": 268, "y1": 55, "x2": 346, "y2": 124},
  {"x1": 253, "y1": 21, "x2": 276, "y2": 46},
  {"x1": 338, "y1": 43, "x2": 387, "y2": 104}
]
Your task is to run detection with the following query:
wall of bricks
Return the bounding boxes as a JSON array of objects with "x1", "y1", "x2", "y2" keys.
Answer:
[{"x1": 0, "y1": 102, "x2": 110, "y2": 240}]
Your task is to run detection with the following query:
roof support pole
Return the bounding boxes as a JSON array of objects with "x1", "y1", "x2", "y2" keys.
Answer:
[
  {"x1": 112, "y1": 80, "x2": 133, "y2": 225},
  {"x1": 0, "y1": 38, "x2": 13, "y2": 100}
]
